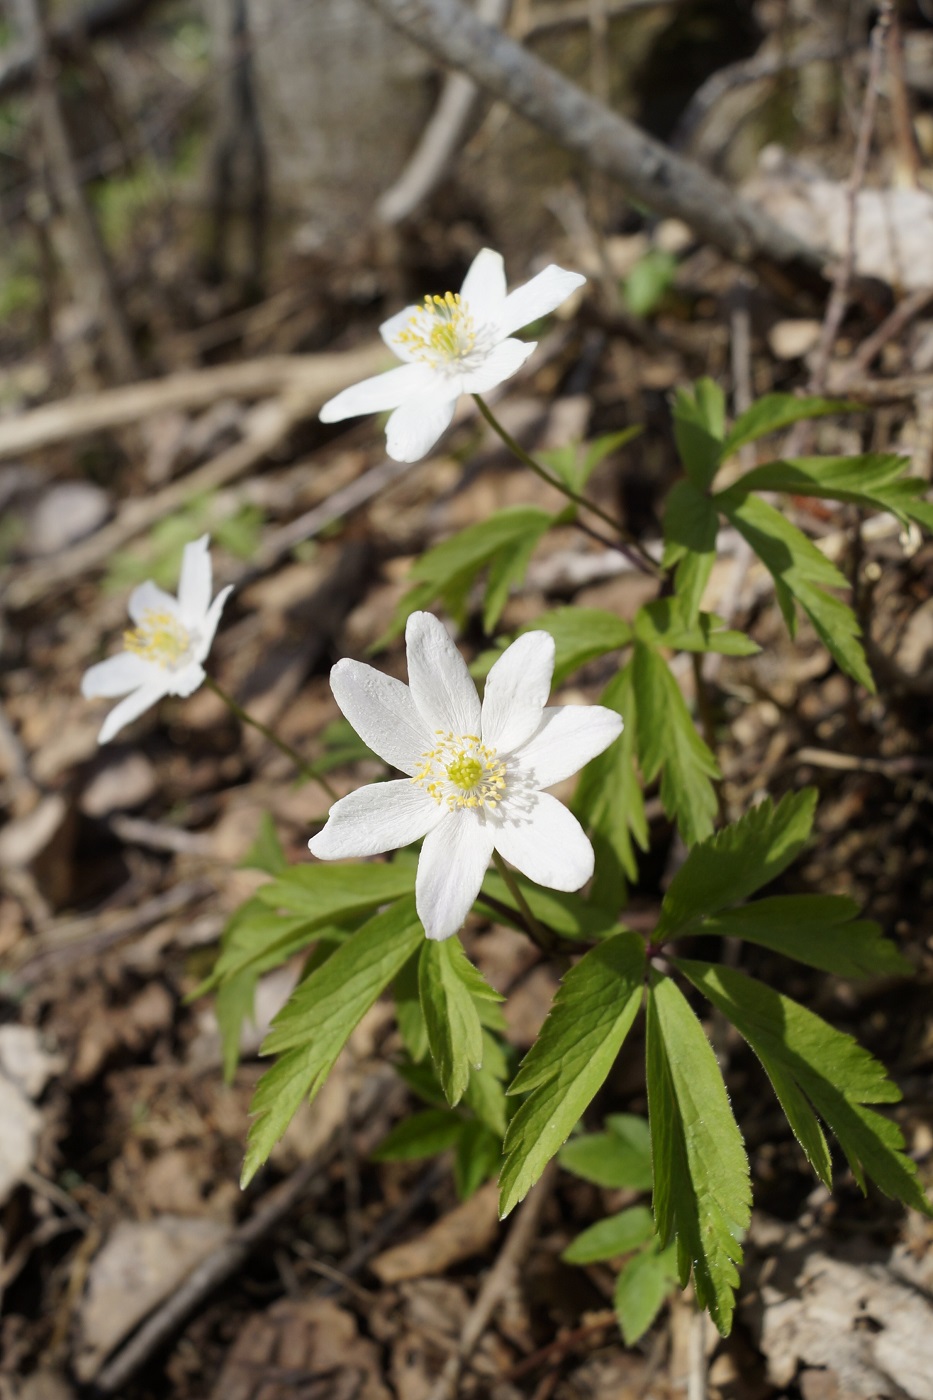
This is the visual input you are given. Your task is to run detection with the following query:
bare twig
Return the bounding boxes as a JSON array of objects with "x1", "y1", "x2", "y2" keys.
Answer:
[
  {"x1": 360, "y1": 0, "x2": 828, "y2": 279},
  {"x1": 837, "y1": 286, "x2": 933, "y2": 384}
]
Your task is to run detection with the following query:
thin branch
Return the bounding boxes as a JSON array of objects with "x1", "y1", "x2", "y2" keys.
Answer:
[{"x1": 361, "y1": 0, "x2": 828, "y2": 279}]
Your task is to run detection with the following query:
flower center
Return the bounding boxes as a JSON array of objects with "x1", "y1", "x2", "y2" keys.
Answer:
[
  {"x1": 123, "y1": 609, "x2": 193, "y2": 669},
  {"x1": 412, "y1": 731, "x2": 507, "y2": 810},
  {"x1": 394, "y1": 292, "x2": 477, "y2": 368}
]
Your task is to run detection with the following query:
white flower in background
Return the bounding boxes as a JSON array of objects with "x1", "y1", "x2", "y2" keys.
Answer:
[
  {"x1": 309, "y1": 612, "x2": 622, "y2": 941},
  {"x1": 319, "y1": 248, "x2": 586, "y2": 463},
  {"x1": 82, "y1": 535, "x2": 232, "y2": 745}
]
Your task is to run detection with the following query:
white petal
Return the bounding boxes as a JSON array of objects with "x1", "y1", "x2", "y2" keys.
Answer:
[
  {"x1": 195, "y1": 584, "x2": 234, "y2": 662},
  {"x1": 512, "y1": 705, "x2": 623, "y2": 790},
  {"x1": 499, "y1": 265, "x2": 586, "y2": 339},
  {"x1": 331, "y1": 658, "x2": 433, "y2": 776},
  {"x1": 128, "y1": 580, "x2": 181, "y2": 625},
  {"x1": 385, "y1": 391, "x2": 457, "y2": 462},
  {"x1": 167, "y1": 661, "x2": 206, "y2": 698},
  {"x1": 494, "y1": 792, "x2": 594, "y2": 891},
  {"x1": 459, "y1": 248, "x2": 507, "y2": 328},
  {"x1": 81, "y1": 651, "x2": 158, "y2": 698},
  {"x1": 481, "y1": 631, "x2": 555, "y2": 753},
  {"x1": 309, "y1": 780, "x2": 444, "y2": 859},
  {"x1": 405, "y1": 612, "x2": 481, "y2": 736},
  {"x1": 416, "y1": 812, "x2": 496, "y2": 940},
  {"x1": 459, "y1": 338, "x2": 537, "y2": 395},
  {"x1": 380, "y1": 305, "x2": 421, "y2": 361},
  {"x1": 319, "y1": 363, "x2": 434, "y2": 422},
  {"x1": 96, "y1": 684, "x2": 167, "y2": 745},
  {"x1": 177, "y1": 535, "x2": 212, "y2": 623}
]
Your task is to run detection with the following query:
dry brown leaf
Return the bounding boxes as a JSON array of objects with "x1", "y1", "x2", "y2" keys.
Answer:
[{"x1": 371, "y1": 1180, "x2": 500, "y2": 1283}]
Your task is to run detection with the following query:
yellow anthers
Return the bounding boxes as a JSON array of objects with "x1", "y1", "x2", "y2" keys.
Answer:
[
  {"x1": 395, "y1": 291, "x2": 477, "y2": 366},
  {"x1": 123, "y1": 610, "x2": 191, "y2": 668},
  {"x1": 411, "y1": 730, "x2": 507, "y2": 811}
]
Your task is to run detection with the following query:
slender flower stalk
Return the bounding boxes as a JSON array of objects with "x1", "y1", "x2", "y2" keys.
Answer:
[
  {"x1": 203, "y1": 677, "x2": 337, "y2": 802},
  {"x1": 473, "y1": 393, "x2": 662, "y2": 577},
  {"x1": 491, "y1": 849, "x2": 557, "y2": 954}
]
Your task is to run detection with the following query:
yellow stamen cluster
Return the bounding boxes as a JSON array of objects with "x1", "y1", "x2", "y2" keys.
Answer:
[
  {"x1": 395, "y1": 292, "x2": 476, "y2": 365},
  {"x1": 123, "y1": 609, "x2": 191, "y2": 668},
  {"x1": 412, "y1": 731, "x2": 507, "y2": 810}
]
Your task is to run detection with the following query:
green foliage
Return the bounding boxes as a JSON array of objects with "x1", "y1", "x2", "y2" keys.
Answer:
[
  {"x1": 574, "y1": 665, "x2": 648, "y2": 905},
  {"x1": 105, "y1": 494, "x2": 263, "y2": 593},
  {"x1": 655, "y1": 789, "x2": 817, "y2": 939},
  {"x1": 632, "y1": 641, "x2": 720, "y2": 845},
  {"x1": 480, "y1": 868, "x2": 620, "y2": 942},
  {"x1": 671, "y1": 377, "x2": 725, "y2": 490},
  {"x1": 500, "y1": 933, "x2": 645, "y2": 1217},
  {"x1": 646, "y1": 974, "x2": 751, "y2": 1335},
  {"x1": 240, "y1": 813, "x2": 288, "y2": 877},
  {"x1": 614, "y1": 1240, "x2": 680, "y2": 1345},
  {"x1": 721, "y1": 394, "x2": 862, "y2": 458},
  {"x1": 383, "y1": 506, "x2": 556, "y2": 639},
  {"x1": 418, "y1": 939, "x2": 503, "y2": 1107},
  {"x1": 662, "y1": 479, "x2": 718, "y2": 621},
  {"x1": 733, "y1": 453, "x2": 926, "y2": 526},
  {"x1": 242, "y1": 898, "x2": 423, "y2": 1185},
  {"x1": 372, "y1": 1108, "x2": 464, "y2": 1161},
  {"x1": 624, "y1": 249, "x2": 678, "y2": 318},
  {"x1": 255, "y1": 859, "x2": 415, "y2": 920},
  {"x1": 701, "y1": 896, "x2": 910, "y2": 979},
  {"x1": 562, "y1": 1205, "x2": 656, "y2": 1264},
  {"x1": 539, "y1": 428, "x2": 641, "y2": 493},
  {"x1": 678, "y1": 960, "x2": 932, "y2": 1216},
  {"x1": 520, "y1": 607, "x2": 631, "y2": 686},
  {"x1": 633, "y1": 599, "x2": 759, "y2": 656},
  {"x1": 559, "y1": 1113, "x2": 653, "y2": 1190}
]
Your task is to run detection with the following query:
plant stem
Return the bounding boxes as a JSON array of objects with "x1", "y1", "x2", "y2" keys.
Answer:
[
  {"x1": 473, "y1": 393, "x2": 661, "y2": 576},
  {"x1": 205, "y1": 675, "x2": 338, "y2": 802},
  {"x1": 491, "y1": 850, "x2": 557, "y2": 954}
]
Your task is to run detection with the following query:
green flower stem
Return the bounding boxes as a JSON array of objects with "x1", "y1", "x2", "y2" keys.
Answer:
[
  {"x1": 491, "y1": 850, "x2": 558, "y2": 954},
  {"x1": 473, "y1": 394, "x2": 661, "y2": 577},
  {"x1": 205, "y1": 675, "x2": 338, "y2": 802}
]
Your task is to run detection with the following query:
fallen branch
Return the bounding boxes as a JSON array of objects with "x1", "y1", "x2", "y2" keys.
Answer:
[{"x1": 362, "y1": 0, "x2": 828, "y2": 279}]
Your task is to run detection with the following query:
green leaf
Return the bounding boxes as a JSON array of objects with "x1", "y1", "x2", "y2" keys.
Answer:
[
  {"x1": 562, "y1": 1206, "x2": 656, "y2": 1264},
  {"x1": 656, "y1": 789, "x2": 817, "y2": 939},
  {"x1": 371, "y1": 1108, "x2": 464, "y2": 1161},
  {"x1": 384, "y1": 506, "x2": 555, "y2": 639},
  {"x1": 722, "y1": 395, "x2": 862, "y2": 457},
  {"x1": 574, "y1": 665, "x2": 648, "y2": 903},
  {"x1": 701, "y1": 895, "x2": 911, "y2": 979},
  {"x1": 624, "y1": 249, "x2": 678, "y2": 318},
  {"x1": 201, "y1": 898, "x2": 324, "y2": 993},
  {"x1": 614, "y1": 1240, "x2": 680, "y2": 1345},
  {"x1": 419, "y1": 939, "x2": 501, "y2": 1107},
  {"x1": 716, "y1": 489, "x2": 873, "y2": 690},
  {"x1": 632, "y1": 640, "x2": 720, "y2": 846},
  {"x1": 256, "y1": 860, "x2": 415, "y2": 919},
  {"x1": 677, "y1": 960, "x2": 932, "y2": 1216},
  {"x1": 662, "y1": 479, "x2": 718, "y2": 622},
  {"x1": 240, "y1": 813, "x2": 287, "y2": 876},
  {"x1": 646, "y1": 975, "x2": 751, "y2": 1335},
  {"x1": 394, "y1": 951, "x2": 429, "y2": 1062},
  {"x1": 672, "y1": 378, "x2": 726, "y2": 490},
  {"x1": 464, "y1": 1030, "x2": 509, "y2": 1136},
  {"x1": 480, "y1": 869, "x2": 620, "y2": 942},
  {"x1": 540, "y1": 428, "x2": 641, "y2": 493},
  {"x1": 733, "y1": 453, "x2": 927, "y2": 526},
  {"x1": 559, "y1": 1115, "x2": 653, "y2": 1190},
  {"x1": 520, "y1": 607, "x2": 632, "y2": 686},
  {"x1": 455, "y1": 1119, "x2": 503, "y2": 1199},
  {"x1": 215, "y1": 969, "x2": 257, "y2": 1083},
  {"x1": 499, "y1": 933, "x2": 645, "y2": 1217},
  {"x1": 634, "y1": 598, "x2": 759, "y2": 656},
  {"x1": 242, "y1": 897, "x2": 423, "y2": 1185}
]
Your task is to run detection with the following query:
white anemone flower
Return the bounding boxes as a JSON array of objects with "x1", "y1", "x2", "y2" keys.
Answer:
[
  {"x1": 319, "y1": 248, "x2": 586, "y2": 463},
  {"x1": 82, "y1": 534, "x2": 233, "y2": 745},
  {"x1": 309, "y1": 612, "x2": 622, "y2": 941}
]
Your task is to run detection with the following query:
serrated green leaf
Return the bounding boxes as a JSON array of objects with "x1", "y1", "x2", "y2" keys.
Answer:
[
  {"x1": 722, "y1": 395, "x2": 862, "y2": 457},
  {"x1": 676, "y1": 960, "x2": 931, "y2": 1216},
  {"x1": 574, "y1": 665, "x2": 648, "y2": 904},
  {"x1": 240, "y1": 813, "x2": 287, "y2": 876},
  {"x1": 464, "y1": 1030, "x2": 508, "y2": 1136},
  {"x1": 394, "y1": 951, "x2": 429, "y2": 1062},
  {"x1": 519, "y1": 607, "x2": 632, "y2": 686},
  {"x1": 371, "y1": 1108, "x2": 464, "y2": 1161},
  {"x1": 646, "y1": 975, "x2": 751, "y2": 1335},
  {"x1": 656, "y1": 790, "x2": 817, "y2": 939},
  {"x1": 716, "y1": 489, "x2": 873, "y2": 690},
  {"x1": 242, "y1": 897, "x2": 423, "y2": 1184},
  {"x1": 483, "y1": 526, "x2": 547, "y2": 632},
  {"x1": 455, "y1": 1119, "x2": 503, "y2": 1199},
  {"x1": 201, "y1": 898, "x2": 326, "y2": 993},
  {"x1": 634, "y1": 598, "x2": 759, "y2": 656},
  {"x1": 419, "y1": 939, "x2": 499, "y2": 1107},
  {"x1": 480, "y1": 869, "x2": 620, "y2": 942},
  {"x1": 662, "y1": 479, "x2": 719, "y2": 622},
  {"x1": 701, "y1": 895, "x2": 911, "y2": 978},
  {"x1": 632, "y1": 640, "x2": 719, "y2": 846},
  {"x1": 540, "y1": 428, "x2": 641, "y2": 493},
  {"x1": 215, "y1": 968, "x2": 257, "y2": 1083},
  {"x1": 256, "y1": 860, "x2": 415, "y2": 919},
  {"x1": 562, "y1": 1206, "x2": 656, "y2": 1264},
  {"x1": 614, "y1": 1240, "x2": 680, "y2": 1344},
  {"x1": 559, "y1": 1118, "x2": 653, "y2": 1190},
  {"x1": 733, "y1": 453, "x2": 926, "y2": 526},
  {"x1": 672, "y1": 379, "x2": 726, "y2": 490},
  {"x1": 499, "y1": 933, "x2": 645, "y2": 1217}
]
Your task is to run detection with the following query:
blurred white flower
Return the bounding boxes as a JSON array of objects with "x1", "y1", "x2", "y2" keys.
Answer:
[
  {"x1": 319, "y1": 248, "x2": 585, "y2": 462},
  {"x1": 82, "y1": 534, "x2": 232, "y2": 744},
  {"x1": 309, "y1": 612, "x2": 621, "y2": 941}
]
